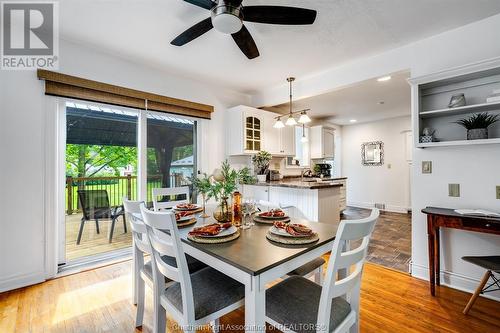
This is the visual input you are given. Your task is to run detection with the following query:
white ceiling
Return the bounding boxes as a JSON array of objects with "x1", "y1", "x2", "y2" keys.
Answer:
[
  {"x1": 263, "y1": 71, "x2": 411, "y2": 125},
  {"x1": 60, "y1": 0, "x2": 500, "y2": 94}
]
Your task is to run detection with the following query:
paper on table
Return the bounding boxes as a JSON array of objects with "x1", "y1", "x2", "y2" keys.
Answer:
[{"x1": 454, "y1": 209, "x2": 500, "y2": 217}]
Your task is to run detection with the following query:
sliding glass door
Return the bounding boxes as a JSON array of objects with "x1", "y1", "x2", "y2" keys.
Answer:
[
  {"x1": 146, "y1": 111, "x2": 197, "y2": 205},
  {"x1": 62, "y1": 103, "x2": 198, "y2": 264}
]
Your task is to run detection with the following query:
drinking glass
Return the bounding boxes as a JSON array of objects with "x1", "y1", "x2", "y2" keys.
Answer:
[{"x1": 242, "y1": 197, "x2": 256, "y2": 228}]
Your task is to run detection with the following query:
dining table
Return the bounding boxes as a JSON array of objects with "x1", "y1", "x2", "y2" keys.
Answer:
[{"x1": 134, "y1": 204, "x2": 340, "y2": 332}]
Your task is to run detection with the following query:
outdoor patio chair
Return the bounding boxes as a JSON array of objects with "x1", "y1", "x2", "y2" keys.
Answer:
[{"x1": 76, "y1": 189, "x2": 127, "y2": 244}]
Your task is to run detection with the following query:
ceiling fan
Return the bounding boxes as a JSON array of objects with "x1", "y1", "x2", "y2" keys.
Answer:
[{"x1": 171, "y1": 0, "x2": 317, "y2": 59}]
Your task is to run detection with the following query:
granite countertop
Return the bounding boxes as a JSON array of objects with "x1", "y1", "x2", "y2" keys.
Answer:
[{"x1": 248, "y1": 177, "x2": 346, "y2": 190}]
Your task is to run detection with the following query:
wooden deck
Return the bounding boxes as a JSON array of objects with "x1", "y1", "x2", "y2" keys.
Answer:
[
  {"x1": 1, "y1": 260, "x2": 498, "y2": 333},
  {"x1": 65, "y1": 213, "x2": 132, "y2": 261}
]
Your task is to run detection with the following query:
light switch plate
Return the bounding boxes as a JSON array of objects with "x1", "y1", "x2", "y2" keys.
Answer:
[
  {"x1": 422, "y1": 161, "x2": 432, "y2": 174},
  {"x1": 449, "y1": 184, "x2": 460, "y2": 197},
  {"x1": 496, "y1": 186, "x2": 500, "y2": 199}
]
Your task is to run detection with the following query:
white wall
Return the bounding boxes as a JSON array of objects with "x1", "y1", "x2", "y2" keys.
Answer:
[
  {"x1": 253, "y1": 13, "x2": 500, "y2": 299},
  {"x1": 0, "y1": 39, "x2": 249, "y2": 291},
  {"x1": 342, "y1": 116, "x2": 411, "y2": 213}
]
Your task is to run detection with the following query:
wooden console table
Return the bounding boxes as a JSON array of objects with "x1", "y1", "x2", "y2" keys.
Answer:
[{"x1": 422, "y1": 207, "x2": 500, "y2": 296}]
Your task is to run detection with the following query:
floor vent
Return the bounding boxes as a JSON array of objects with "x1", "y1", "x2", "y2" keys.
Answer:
[{"x1": 375, "y1": 203, "x2": 386, "y2": 210}]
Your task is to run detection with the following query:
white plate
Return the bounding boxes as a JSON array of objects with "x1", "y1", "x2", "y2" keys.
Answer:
[
  {"x1": 257, "y1": 212, "x2": 289, "y2": 220},
  {"x1": 269, "y1": 226, "x2": 312, "y2": 238},
  {"x1": 173, "y1": 204, "x2": 201, "y2": 211},
  {"x1": 176, "y1": 214, "x2": 195, "y2": 222},
  {"x1": 195, "y1": 225, "x2": 238, "y2": 238}
]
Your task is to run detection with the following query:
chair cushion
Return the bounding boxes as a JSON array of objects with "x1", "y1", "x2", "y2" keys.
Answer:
[
  {"x1": 266, "y1": 276, "x2": 351, "y2": 333},
  {"x1": 164, "y1": 267, "x2": 245, "y2": 320},
  {"x1": 143, "y1": 254, "x2": 207, "y2": 281},
  {"x1": 462, "y1": 256, "x2": 500, "y2": 272},
  {"x1": 288, "y1": 257, "x2": 326, "y2": 276}
]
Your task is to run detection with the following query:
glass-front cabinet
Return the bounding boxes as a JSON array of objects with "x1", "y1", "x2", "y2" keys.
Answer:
[{"x1": 245, "y1": 116, "x2": 262, "y2": 151}]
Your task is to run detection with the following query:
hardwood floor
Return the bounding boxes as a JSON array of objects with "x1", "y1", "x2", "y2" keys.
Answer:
[
  {"x1": 65, "y1": 213, "x2": 132, "y2": 261},
  {"x1": 1, "y1": 260, "x2": 499, "y2": 333},
  {"x1": 343, "y1": 207, "x2": 412, "y2": 272}
]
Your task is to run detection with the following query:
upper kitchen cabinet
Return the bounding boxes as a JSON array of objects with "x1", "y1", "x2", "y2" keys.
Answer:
[
  {"x1": 226, "y1": 105, "x2": 263, "y2": 155},
  {"x1": 310, "y1": 125, "x2": 335, "y2": 159},
  {"x1": 226, "y1": 105, "x2": 295, "y2": 156}
]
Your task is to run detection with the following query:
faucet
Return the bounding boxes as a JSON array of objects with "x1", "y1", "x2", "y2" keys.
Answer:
[{"x1": 301, "y1": 168, "x2": 311, "y2": 182}]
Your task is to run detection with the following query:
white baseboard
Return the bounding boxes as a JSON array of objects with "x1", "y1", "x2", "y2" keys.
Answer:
[
  {"x1": 411, "y1": 263, "x2": 500, "y2": 302},
  {"x1": 347, "y1": 201, "x2": 409, "y2": 214},
  {"x1": 0, "y1": 271, "x2": 45, "y2": 293}
]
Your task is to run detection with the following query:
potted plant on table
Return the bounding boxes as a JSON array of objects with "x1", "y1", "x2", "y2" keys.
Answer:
[
  {"x1": 252, "y1": 151, "x2": 272, "y2": 183},
  {"x1": 454, "y1": 112, "x2": 499, "y2": 140},
  {"x1": 188, "y1": 173, "x2": 212, "y2": 218}
]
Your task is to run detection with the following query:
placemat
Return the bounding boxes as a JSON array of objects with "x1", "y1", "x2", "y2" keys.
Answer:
[
  {"x1": 253, "y1": 216, "x2": 291, "y2": 224},
  {"x1": 266, "y1": 231, "x2": 319, "y2": 245},
  {"x1": 176, "y1": 218, "x2": 197, "y2": 228},
  {"x1": 187, "y1": 230, "x2": 240, "y2": 244}
]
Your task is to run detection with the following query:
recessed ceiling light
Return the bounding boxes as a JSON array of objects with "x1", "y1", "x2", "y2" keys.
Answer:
[
  {"x1": 377, "y1": 76, "x2": 391, "y2": 82},
  {"x1": 349, "y1": 119, "x2": 357, "y2": 123}
]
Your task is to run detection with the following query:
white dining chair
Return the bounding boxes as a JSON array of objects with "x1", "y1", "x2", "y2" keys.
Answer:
[
  {"x1": 123, "y1": 198, "x2": 206, "y2": 329},
  {"x1": 140, "y1": 205, "x2": 245, "y2": 333},
  {"x1": 152, "y1": 186, "x2": 190, "y2": 211},
  {"x1": 259, "y1": 199, "x2": 325, "y2": 285},
  {"x1": 265, "y1": 209, "x2": 379, "y2": 333}
]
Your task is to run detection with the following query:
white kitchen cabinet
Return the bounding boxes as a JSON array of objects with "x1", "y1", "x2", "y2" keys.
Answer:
[
  {"x1": 226, "y1": 105, "x2": 263, "y2": 155},
  {"x1": 310, "y1": 126, "x2": 335, "y2": 159},
  {"x1": 227, "y1": 105, "x2": 295, "y2": 156},
  {"x1": 241, "y1": 184, "x2": 269, "y2": 202}
]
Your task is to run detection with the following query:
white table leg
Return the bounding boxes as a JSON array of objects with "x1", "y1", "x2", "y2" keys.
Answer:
[{"x1": 245, "y1": 275, "x2": 266, "y2": 333}]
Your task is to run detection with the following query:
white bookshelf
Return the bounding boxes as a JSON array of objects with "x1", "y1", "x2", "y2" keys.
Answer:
[{"x1": 409, "y1": 57, "x2": 500, "y2": 148}]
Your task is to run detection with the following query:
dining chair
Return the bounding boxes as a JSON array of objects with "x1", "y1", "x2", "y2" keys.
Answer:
[
  {"x1": 265, "y1": 209, "x2": 379, "y2": 333},
  {"x1": 461, "y1": 255, "x2": 500, "y2": 314},
  {"x1": 152, "y1": 186, "x2": 190, "y2": 211},
  {"x1": 123, "y1": 198, "x2": 206, "y2": 328},
  {"x1": 259, "y1": 199, "x2": 325, "y2": 285},
  {"x1": 140, "y1": 205, "x2": 245, "y2": 333},
  {"x1": 76, "y1": 189, "x2": 126, "y2": 244}
]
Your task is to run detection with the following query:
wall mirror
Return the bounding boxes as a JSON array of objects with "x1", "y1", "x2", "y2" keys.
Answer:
[{"x1": 361, "y1": 141, "x2": 384, "y2": 166}]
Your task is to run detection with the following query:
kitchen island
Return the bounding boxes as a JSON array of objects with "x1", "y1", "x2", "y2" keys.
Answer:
[{"x1": 242, "y1": 177, "x2": 346, "y2": 223}]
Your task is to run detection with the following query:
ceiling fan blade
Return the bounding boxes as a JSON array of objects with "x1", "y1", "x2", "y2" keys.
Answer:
[
  {"x1": 171, "y1": 17, "x2": 213, "y2": 46},
  {"x1": 243, "y1": 6, "x2": 317, "y2": 25},
  {"x1": 183, "y1": 0, "x2": 215, "y2": 10},
  {"x1": 231, "y1": 25, "x2": 259, "y2": 59}
]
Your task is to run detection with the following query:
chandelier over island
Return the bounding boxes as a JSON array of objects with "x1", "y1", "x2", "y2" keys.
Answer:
[{"x1": 273, "y1": 77, "x2": 311, "y2": 128}]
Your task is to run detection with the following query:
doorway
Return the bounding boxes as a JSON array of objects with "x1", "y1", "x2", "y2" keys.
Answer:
[{"x1": 60, "y1": 102, "x2": 198, "y2": 266}]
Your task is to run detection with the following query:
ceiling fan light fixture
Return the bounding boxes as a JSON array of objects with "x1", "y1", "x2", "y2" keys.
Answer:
[
  {"x1": 285, "y1": 115, "x2": 297, "y2": 126},
  {"x1": 274, "y1": 118, "x2": 285, "y2": 128},
  {"x1": 298, "y1": 111, "x2": 311, "y2": 124},
  {"x1": 211, "y1": 4, "x2": 242, "y2": 34}
]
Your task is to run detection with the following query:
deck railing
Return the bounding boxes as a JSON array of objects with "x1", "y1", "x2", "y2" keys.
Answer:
[{"x1": 65, "y1": 174, "x2": 187, "y2": 215}]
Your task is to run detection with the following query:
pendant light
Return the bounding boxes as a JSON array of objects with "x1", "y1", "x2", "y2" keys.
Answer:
[
  {"x1": 273, "y1": 77, "x2": 312, "y2": 128},
  {"x1": 285, "y1": 77, "x2": 297, "y2": 126},
  {"x1": 300, "y1": 124, "x2": 308, "y2": 142},
  {"x1": 273, "y1": 117, "x2": 285, "y2": 128}
]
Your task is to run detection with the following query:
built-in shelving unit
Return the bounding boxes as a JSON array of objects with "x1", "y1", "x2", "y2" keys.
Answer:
[{"x1": 409, "y1": 57, "x2": 500, "y2": 148}]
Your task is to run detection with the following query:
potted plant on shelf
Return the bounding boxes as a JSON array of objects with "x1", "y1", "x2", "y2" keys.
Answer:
[
  {"x1": 252, "y1": 151, "x2": 272, "y2": 183},
  {"x1": 454, "y1": 112, "x2": 499, "y2": 140}
]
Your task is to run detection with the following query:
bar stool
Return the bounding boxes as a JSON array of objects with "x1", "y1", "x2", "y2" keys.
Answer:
[{"x1": 462, "y1": 255, "x2": 500, "y2": 314}]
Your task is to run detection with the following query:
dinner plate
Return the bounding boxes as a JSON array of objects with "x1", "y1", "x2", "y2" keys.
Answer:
[
  {"x1": 176, "y1": 214, "x2": 195, "y2": 222},
  {"x1": 196, "y1": 225, "x2": 238, "y2": 238},
  {"x1": 257, "y1": 212, "x2": 289, "y2": 220},
  {"x1": 173, "y1": 204, "x2": 201, "y2": 211},
  {"x1": 269, "y1": 226, "x2": 312, "y2": 238}
]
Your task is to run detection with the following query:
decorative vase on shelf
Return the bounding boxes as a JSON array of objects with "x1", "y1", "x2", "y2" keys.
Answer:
[
  {"x1": 467, "y1": 128, "x2": 488, "y2": 140},
  {"x1": 448, "y1": 93, "x2": 466, "y2": 108},
  {"x1": 213, "y1": 196, "x2": 232, "y2": 223},
  {"x1": 256, "y1": 174, "x2": 267, "y2": 183}
]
